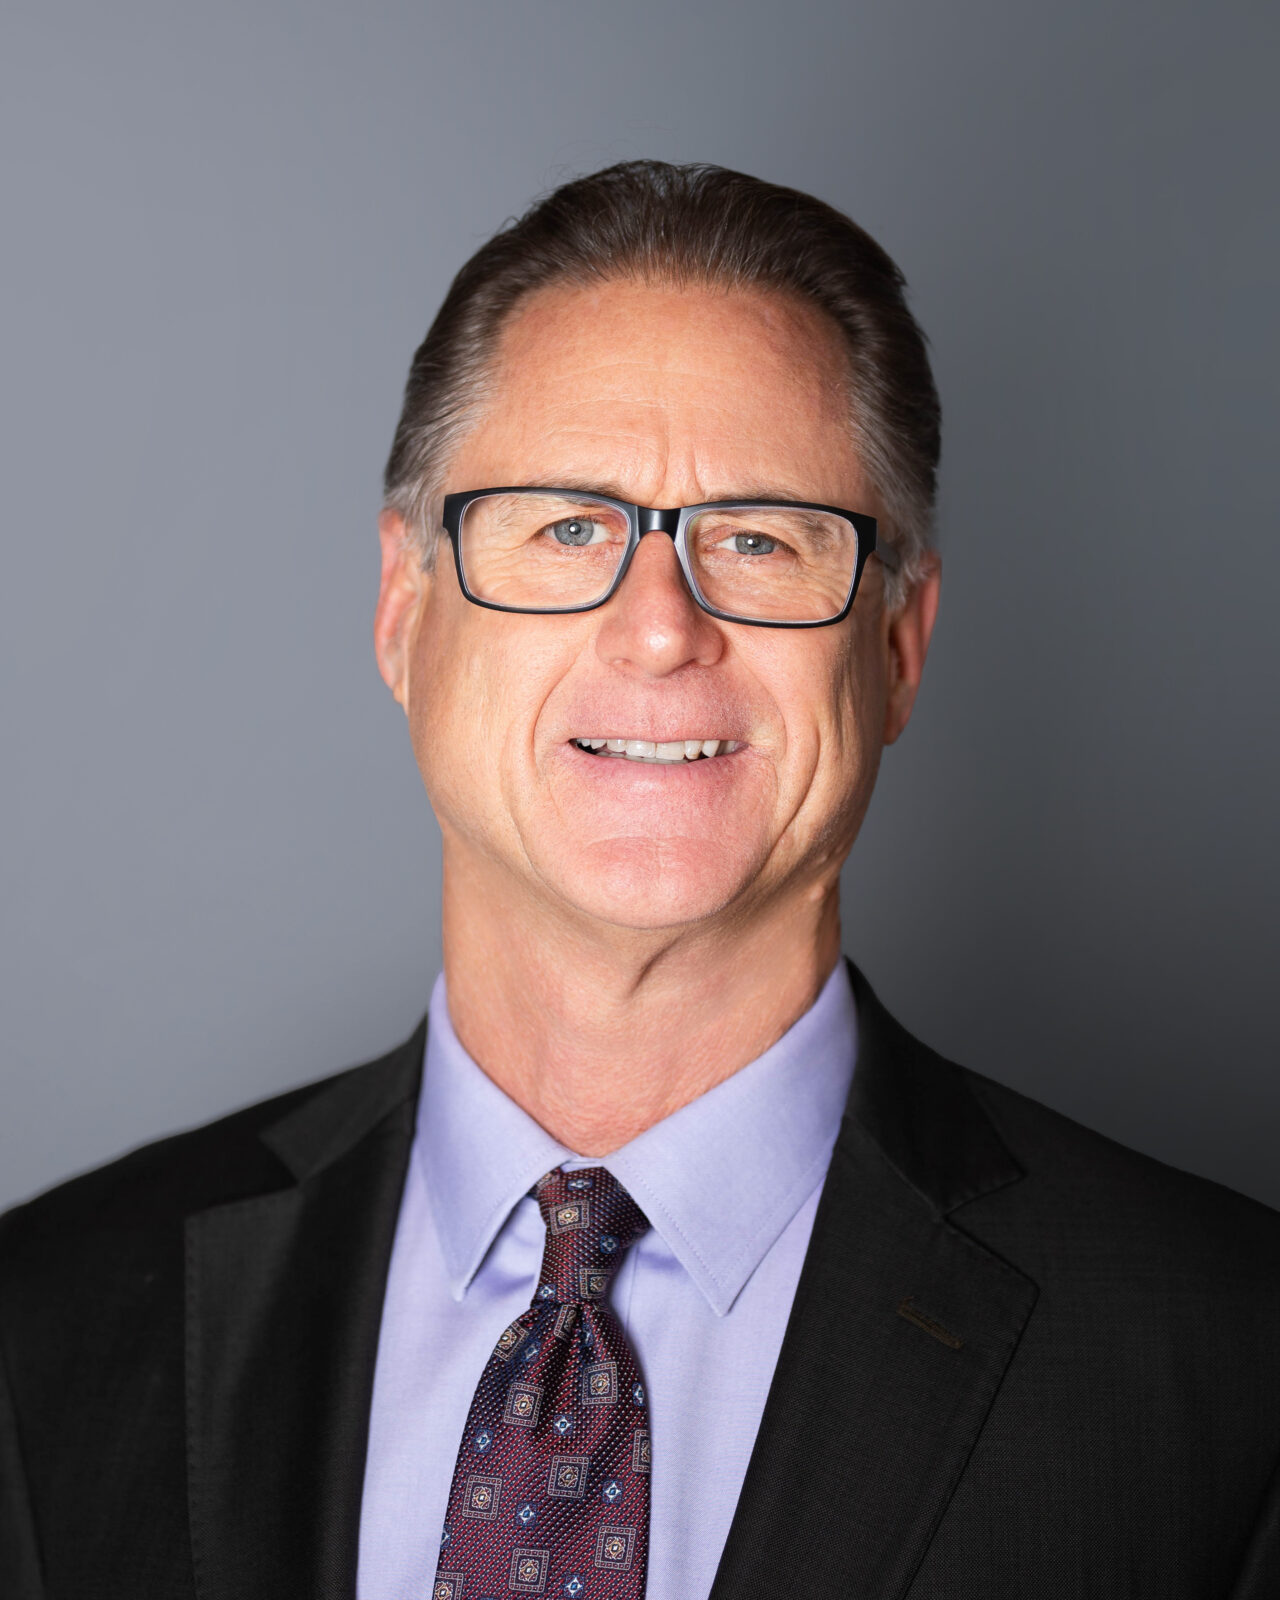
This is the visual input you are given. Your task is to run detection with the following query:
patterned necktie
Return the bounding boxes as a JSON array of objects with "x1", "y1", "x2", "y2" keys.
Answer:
[{"x1": 435, "y1": 1167, "x2": 652, "y2": 1600}]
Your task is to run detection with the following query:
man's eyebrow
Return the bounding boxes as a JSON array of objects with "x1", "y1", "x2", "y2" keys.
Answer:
[
  {"x1": 515, "y1": 479, "x2": 635, "y2": 501},
  {"x1": 514, "y1": 478, "x2": 819, "y2": 506}
]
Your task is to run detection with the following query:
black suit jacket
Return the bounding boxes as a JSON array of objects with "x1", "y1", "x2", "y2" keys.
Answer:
[{"x1": 3, "y1": 965, "x2": 1279, "y2": 1597}]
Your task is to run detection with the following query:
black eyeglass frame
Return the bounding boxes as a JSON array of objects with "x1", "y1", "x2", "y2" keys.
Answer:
[{"x1": 440, "y1": 487, "x2": 893, "y2": 629}]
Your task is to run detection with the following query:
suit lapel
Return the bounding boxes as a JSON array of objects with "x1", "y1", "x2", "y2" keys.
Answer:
[
  {"x1": 710, "y1": 967, "x2": 1039, "y2": 1599},
  {"x1": 185, "y1": 1021, "x2": 424, "y2": 1600}
]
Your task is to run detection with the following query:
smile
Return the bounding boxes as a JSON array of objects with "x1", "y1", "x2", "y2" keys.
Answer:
[{"x1": 571, "y1": 738, "x2": 741, "y2": 764}]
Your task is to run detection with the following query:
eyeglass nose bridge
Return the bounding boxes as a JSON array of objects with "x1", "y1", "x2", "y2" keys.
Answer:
[
  {"x1": 620, "y1": 507, "x2": 700, "y2": 608},
  {"x1": 636, "y1": 506, "x2": 682, "y2": 537}
]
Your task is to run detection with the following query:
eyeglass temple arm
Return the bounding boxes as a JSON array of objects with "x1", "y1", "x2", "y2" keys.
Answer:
[{"x1": 872, "y1": 536, "x2": 901, "y2": 573}]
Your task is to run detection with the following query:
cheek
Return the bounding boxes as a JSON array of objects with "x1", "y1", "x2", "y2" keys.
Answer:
[
  {"x1": 769, "y1": 629, "x2": 870, "y2": 761},
  {"x1": 404, "y1": 606, "x2": 506, "y2": 826},
  {"x1": 768, "y1": 628, "x2": 885, "y2": 829},
  {"x1": 835, "y1": 633, "x2": 886, "y2": 757},
  {"x1": 406, "y1": 603, "x2": 578, "y2": 827}
]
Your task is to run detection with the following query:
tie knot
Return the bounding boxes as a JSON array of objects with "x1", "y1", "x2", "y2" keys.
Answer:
[{"x1": 532, "y1": 1167, "x2": 649, "y2": 1306}]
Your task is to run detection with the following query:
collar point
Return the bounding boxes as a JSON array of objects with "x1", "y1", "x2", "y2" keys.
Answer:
[{"x1": 693, "y1": 1270, "x2": 746, "y2": 1320}]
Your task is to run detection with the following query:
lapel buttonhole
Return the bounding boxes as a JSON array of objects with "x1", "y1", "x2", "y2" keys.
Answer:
[{"x1": 897, "y1": 1295, "x2": 964, "y2": 1350}]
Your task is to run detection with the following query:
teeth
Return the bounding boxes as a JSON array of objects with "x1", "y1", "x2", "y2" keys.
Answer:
[{"x1": 573, "y1": 737, "x2": 737, "y2": 763}]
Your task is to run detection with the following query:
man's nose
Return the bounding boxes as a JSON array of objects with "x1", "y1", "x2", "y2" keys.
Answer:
[{"x1": 593, "y1": 530, "x2": 725, "y2": 676}]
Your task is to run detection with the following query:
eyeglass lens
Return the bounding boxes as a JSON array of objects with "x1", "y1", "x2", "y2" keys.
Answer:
[{"x1": 457, "y1": 492, "x2": 860, "y2": 623}]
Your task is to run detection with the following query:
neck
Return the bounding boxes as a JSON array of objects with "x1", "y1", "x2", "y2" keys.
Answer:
[{"x1": 440, "y1": 852, "x2": 842, "y2": 1156}]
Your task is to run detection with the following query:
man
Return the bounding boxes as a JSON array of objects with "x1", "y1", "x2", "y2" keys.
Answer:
[{"x1": 2, "y1": 162, "x2": 1278, "y2": 1598}]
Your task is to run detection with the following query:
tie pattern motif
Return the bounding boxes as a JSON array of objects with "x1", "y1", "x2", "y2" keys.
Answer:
[{"x1": 435, "y1": 1167, "x2": 652, "y2": 1599}]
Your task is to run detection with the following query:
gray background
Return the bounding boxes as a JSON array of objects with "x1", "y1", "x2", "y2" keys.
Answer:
[{"x1": 3, "y1": 0, "x2": 1277, "y2": 1212}]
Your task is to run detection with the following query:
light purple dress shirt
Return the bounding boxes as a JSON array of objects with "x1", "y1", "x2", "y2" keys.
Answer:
[{"x1": 357, "y1": 961, "x2": 858, "y2": 1600}]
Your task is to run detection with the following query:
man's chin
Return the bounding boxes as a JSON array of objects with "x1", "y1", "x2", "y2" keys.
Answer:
[{"x1": 533, "y1": 837, "x2": 769, "y2": 935}]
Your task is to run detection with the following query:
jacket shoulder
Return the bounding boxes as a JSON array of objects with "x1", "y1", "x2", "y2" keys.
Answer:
[
  {"x1": 0, "y1": 1027, "x2": 422, "y2": 1296},
  {"x1": 958, "y1": 1063, "x2": 1280, "y2": 1280}
]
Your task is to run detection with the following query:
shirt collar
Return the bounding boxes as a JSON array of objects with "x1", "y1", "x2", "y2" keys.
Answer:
[{"x1": 417, "y1": 962, "x2": 857, "y2": 1317}]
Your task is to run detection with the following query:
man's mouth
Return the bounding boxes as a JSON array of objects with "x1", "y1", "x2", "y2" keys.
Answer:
[{"x1": 571, "y1": 738, "x2": 742, "y2": 765}]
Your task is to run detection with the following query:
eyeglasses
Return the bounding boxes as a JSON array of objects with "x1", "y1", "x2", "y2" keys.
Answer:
[{"x1": 440, "y1": 488, "x2": 894, "y2": 628}]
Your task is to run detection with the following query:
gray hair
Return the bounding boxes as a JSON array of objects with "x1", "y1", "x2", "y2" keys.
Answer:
[{"x1": 383, "y1": 161, "x2": 941, "y2": 608}]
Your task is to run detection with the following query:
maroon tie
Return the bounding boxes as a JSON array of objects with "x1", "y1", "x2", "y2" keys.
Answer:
[{"x1": 434, "y1": 1167, "x2": 652, "y2": 1600}]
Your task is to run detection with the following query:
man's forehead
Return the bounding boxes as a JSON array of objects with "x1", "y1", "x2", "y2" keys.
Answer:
[
  {"x1": 450, "y1": 277, "x2": 867, "y2": 508},
  {"x1": 493, "y1": 277, "x2": 850, "y2": 394}
]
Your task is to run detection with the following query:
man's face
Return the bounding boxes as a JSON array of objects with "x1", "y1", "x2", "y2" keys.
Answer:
[{"x1": 377, "y1": 278, "x2": 936, "y2": 935}]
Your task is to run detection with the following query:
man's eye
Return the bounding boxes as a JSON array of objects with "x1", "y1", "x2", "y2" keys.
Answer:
[
  {"x1": 714, "y1": 531, "x2": 779, "y2": 556},
  {"x1": 545, "y1": 517, "x2": 611, "y2": 547}
]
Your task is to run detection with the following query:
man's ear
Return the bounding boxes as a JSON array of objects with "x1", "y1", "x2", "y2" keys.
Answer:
[
  {"x1": 883, "y1": 554, "x2": 942, "y2": 745},
  {"x1": 374, "y1": 510, "x2": 430, "y2": 713}
]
